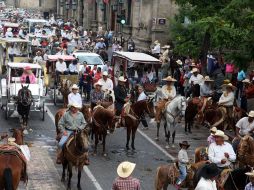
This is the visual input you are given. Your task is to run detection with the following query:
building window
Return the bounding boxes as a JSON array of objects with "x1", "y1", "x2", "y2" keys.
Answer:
[{"x1": 39, "y1": 0, "x2": 42, "y2": 7}]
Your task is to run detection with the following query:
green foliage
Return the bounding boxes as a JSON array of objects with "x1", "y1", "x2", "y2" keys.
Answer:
[{"x1": 170, "y1": 0, "x2": 254, "y2": 68}]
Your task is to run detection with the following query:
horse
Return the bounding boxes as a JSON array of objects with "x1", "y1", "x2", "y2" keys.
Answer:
[
  {"x1": 59, "y1": 79, "x2": 72, "y2": 108},
  {"x1": 61, "y1": 129, "x2": 89, "y2": 190},
  {"x1": 185, "y1": 100, "x2": 199, "y2": 134},
  {"x1": 123, "y1": 99, "x2": 155, "y2": 150},
  {"x1": 0, "y1": 129, "x2": 27, "y2": 189},
  {"x1": 156, "y1": 96, "x2": 187, "y2": 148},
  {"x1": 17, "y1": 84, "x2": 33, "y2": 128},
  {"x1": 154, "y1": 161, "x2": 207, "y2": 190},
  {"x1": 55, "y1": 105, "x2": 92, "y2": 134},
  {"x1": 91, "y1": 106, "x2": 115, "y2": 155},
  {"x1": 238, "y1": 135, "x2": 254, "y2": 166}
]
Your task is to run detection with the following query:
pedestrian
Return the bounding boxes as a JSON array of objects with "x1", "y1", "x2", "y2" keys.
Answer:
[
  {"x1": 175, "y1": 141, "x2": 190, "y2": 189},
  {"x1": 137, "y1": 85, "x2": 149, "y2": 130},
  {"x1": 236, "y1": 68, "x2": 246, "y2": 99},
  {"x1": 244, "y1": 169, "x2": 254, "y2": 190},
  {"x1": 195, "y1": 163, "x2": 220, "y2": 190},
  {"x1": 112, "y1": 161, "x2": 140, "y2": 190},
  {"x1": 151, "y1": 40, "x2": 161, "y2": 59},
  {"x1": 8, "y1": 44, "x2": 15, "y2": 62},
  {"x1": 241, "y1": 79, "x2": 251, "y2": 111}
]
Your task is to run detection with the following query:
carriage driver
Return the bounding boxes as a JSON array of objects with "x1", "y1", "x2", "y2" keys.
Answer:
[
  {"x1": 155, "y1": 76, "x2": 176, "y2": 125},
  {"x1": 218, "y1": 83, "x2": 236, "y2": 129},
  {"x1": 56, "y1": 103, "x2": 89, "y2": 165},
  {"x1": 68, "y1": 84, "x2": 82, "y2": 108}
]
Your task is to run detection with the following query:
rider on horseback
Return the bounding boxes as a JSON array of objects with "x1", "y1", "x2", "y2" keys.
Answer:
[
  {"x1": 155, "y1": 76, "x2": 176, "y2": 125},
  {"x1": 56, "y1": 103, "x2": 89, "y2": 165}
]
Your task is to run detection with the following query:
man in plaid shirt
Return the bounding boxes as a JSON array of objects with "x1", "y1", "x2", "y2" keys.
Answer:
[
  {"x1": 112, "y1": 161, "x2": 140, "y2": 190},
  {"x1": 245, "y1": 170, "x2": 254, "y2": 190}
]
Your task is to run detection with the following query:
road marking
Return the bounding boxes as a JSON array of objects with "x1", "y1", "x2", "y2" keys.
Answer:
[
  {"x1": 45, "y1": 105, "x2": 104, "y2": 190},
  {"x1": 137, "y1": 129, "x2": 176, "y2": 160}
]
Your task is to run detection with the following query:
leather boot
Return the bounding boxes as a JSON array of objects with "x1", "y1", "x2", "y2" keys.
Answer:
[{"x1": 56, "y1": 148, "x2": 63, "y2": 164}]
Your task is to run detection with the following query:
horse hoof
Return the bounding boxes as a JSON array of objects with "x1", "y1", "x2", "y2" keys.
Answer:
[{"x1": 165, "y1": 145, "x2": 170, "y2": 149}]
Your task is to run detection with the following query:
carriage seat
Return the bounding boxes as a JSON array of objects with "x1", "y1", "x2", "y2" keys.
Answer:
[{"x1": 9, "y1": 83, "x2": 42, "y2": 98}]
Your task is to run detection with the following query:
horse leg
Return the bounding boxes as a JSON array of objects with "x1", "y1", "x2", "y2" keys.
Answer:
[
  {"x1": 94, "y1": 133, "x2": 98, "y2": 154},
  {"x1": 172, "y1": 130, "x2": 176, "y2": 147},
  {"x1": 188, "y1": 121, "x2": 192, "y2": 133},
  {"x1": 131, "y1": 127, "x2": 137, "y2": 150},
  {"x1": 67, "y1": 163, "x2": 72, "y2": 190},
  {"x1": 102, "y1": 133, "x2": 106, "y2": 156},
  {"x1": 156, "y1": 122, "x2": 160, "y2": 141},
  {"x1": 126, "y1": 126, "x2": 131, "y2": 150},
  {"x1": 77, "y1": 168, "x2": 82, "y2": 190},
  {"x1": 163, "y1": 183, "x2": 169, "y2": 190},
  {"x1": 61, "y1": 160, "x2": 67, "y2": 182},
  {"x1": 185, "y1": 120, "x2": 188, "y2": 134}
]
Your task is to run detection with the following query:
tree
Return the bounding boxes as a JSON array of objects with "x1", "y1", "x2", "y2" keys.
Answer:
[{"x1": 170, "y1": 0, "x2": 254, "y2": 70}]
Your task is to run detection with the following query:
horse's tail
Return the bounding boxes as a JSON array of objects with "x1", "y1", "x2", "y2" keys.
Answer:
[
  {"x1": 3, "y1": 168, "x2": 13, "y2": 190},
  {"x1": 154, "y1": 166, "x2": 161, "y2": 190}
]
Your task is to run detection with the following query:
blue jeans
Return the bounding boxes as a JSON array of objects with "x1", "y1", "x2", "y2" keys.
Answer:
[
  {"x1": 59, "y1": 130, "x2": 73, "y2": 148},
  {"x1": 176, "y1": 164, "x2": 187, "y2": 185}
]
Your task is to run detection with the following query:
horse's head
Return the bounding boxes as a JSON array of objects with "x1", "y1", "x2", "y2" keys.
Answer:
[
  {"x1": 12, "y1": 128, "x2": 24, "y2": 145},
  {"x1": 145, "y1": 97, "x2": 155, "y2": 118},
  {"x1": 239, "y1": 135, "x2": 254, "y2": 156},
  {"x1": 178, "y1": 96, "x2": 187, "y2": 117},
  {"x1": 75, "y1": 128, "x2": 89, "y2": 153},
  {"x1": 18, "y1": 85, "x2": 32, "y2": 106},
  {"x1": 80, "y1": 105, "x2": 92, "y2": 123}
]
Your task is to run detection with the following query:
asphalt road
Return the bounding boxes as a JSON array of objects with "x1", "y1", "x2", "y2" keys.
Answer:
[{"x1": 0, "y1": 95, "x2": 210, "y2": 190}]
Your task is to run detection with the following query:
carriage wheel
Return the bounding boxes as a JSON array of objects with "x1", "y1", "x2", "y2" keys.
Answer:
[
  {"x1": 41, "y1": 101, "x2": 45, "y2": 121},
  {"x1": 53, "y1": 85, "x2": 57, "y2": 106}
]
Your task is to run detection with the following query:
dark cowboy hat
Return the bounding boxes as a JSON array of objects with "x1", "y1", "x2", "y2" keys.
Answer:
[
  {"x1": 179, "y1": 141, "x2": 190, "y2": 149},
  {"x1": 199, "y1": 163, "x2": 221, "y2": 179}
]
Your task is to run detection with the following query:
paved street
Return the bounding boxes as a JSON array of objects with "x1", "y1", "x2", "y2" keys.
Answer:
[{"x1": 0, "y1": 96, "x2": 210, "y2": 190}]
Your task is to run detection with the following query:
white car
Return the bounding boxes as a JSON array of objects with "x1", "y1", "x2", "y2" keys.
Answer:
[{"x1": 73, "y1": 51, "x2": 105, "y2": 72}]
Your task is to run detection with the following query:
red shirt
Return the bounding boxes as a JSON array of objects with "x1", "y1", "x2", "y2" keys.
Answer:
[
  {"x1": 112, "y1": 177, "x2": 140, "y2": 190},
  {"x1": 93, "y1": 72, "x2": 102, "y2": 83}
]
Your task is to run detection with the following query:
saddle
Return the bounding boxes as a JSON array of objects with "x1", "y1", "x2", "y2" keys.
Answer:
[
  {"x1": 0, "y1": 144, "x2": 28, "y2": 183},
  {"x1": 216, "y1": 168, "x2": 232, "y2": 189}
]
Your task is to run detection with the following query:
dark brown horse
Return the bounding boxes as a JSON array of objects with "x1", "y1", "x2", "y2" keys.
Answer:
[
  {"x1": 62, "y1": 129, "x2": 89, "y2": 190},
  {"x1": 238, "y1": 135, "x2": 254, "y2": 166},
  {"x1": 123, "y1": 99, "x2": 155, "y2": 150},
  {"x1": 55, "y1": 105, "x2": 92, "y2": 134},
  {"x1": 91, "y1": 106, "x2": 115, "y2": 155},
  {"x1": 0, "y1": 128, "x2": 26, "y2": 190}
]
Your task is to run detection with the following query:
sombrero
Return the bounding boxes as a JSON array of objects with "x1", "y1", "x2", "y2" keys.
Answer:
[
  {"x1": 117, "y1": 161, "x2": 136, "y2": 178},
  {"x1": 221, "y1": 83, "x2": 236, "y2": 90},
  {"x1": 71, "y1": 84, "x2": 79, "y2": 90},
  {"x1": 214, "y1": 130, "x2": 229, "y2": 140},
  {"x1": 242, "y1": 79, "x2": 251, "y2": 84},
  {"x1": 154, "y1": 40, "x2": 160, "y2": 45},
  {"x1": 179, "y1": 141, "x2": 190, "y2": 149},
  {"x1": 94, "y1": 81, "x2": 103, "y2": 88},
  {"x1": 68, "y1": 103, "x2": 81, "y2": 109},
  {"x1": 191, "y1": 68, "x2": 199, "y2": 73},
  {"x1": 248, "y1": 111, "x2": 254, "y2": 118},
  {"x1": 118, "y1": 76, "x2": 127, "y2": 82},
  {"x1": 199, "y1": 163, "x2": 221, "y2": 179},
  {"x1": 210, "y1": 127, "x2": 217, "y2": 135},
  {"x1": 176, "y1": 59, "x2": 183, "y2": 65},
  {"x1": 162, "y1": 76, "x2": 177, "y2": 82},
  {"x1": 246, "y1": 170, "x2": 254, "y2": 177},
  {"x1": 204, "y1": 76, "x2": 214, "y2": 82}
]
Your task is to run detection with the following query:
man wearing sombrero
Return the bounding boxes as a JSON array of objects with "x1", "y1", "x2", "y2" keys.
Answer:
[
  {"x1": 155, "y1": 76, "x2": 177, "y2": 124},
  {"x1": 245, "y1": 169, "x2": 254, "y2": 189},
  {"x1": 208, "y1": 130, "x2": 236, "y2": 169},
  {"x1": 112, "y1": 161, "x2": 140, "y2": 189},
  {"x1": 68, "y1": 84, "x2": 82, "y2": 108},
  {"x1": 218, "y1": 83, "x2": 236, "y2": 128},
  {"x1": 200, "y1": 76, "x2": 214, "y2": 113}
]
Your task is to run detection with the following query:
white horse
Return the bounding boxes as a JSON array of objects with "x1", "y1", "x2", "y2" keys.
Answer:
[{"x1": 155, "y1": 96, "x2": 187, "y2": 148}]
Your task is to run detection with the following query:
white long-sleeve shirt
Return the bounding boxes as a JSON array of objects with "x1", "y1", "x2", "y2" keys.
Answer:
[
  {"x1": 68, "y1": 92, "x2": 82, "y2": 108},
  {"x1": 161, "y1": 85, "x2": 176, "y2": 99},
  {"x1": 218, "y1": 91, "x2": 234, "y2": 106},
  {"x1": 152, "y1": 44, "x2": 160, "y2": 54},
  {"x1": 178, "y1": 149, "x2": 189, "y2": 165},
  {"x1": 98, "y1": 78, "x2": 113, "y2": 92},
  {"x1": 189, "y1": 74, "x2": 204, "y2": 85},
  {"x1": 56, "y1": 61, "x2": 67, "y2": 72},
  {"x1": 208, "y1": 142, "x2": 236, "y2": 167},
  {"x1": 137, "y1": 91, "x2": 147, "y2": 101},
  {"x1": 195, "y1": 177, "x2": 217, "y2": 190}
]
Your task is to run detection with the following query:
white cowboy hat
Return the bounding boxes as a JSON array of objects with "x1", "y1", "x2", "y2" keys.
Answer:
[
  {"x1": 242, "y1": 79, "x2": 251, "y2": 84},
  {"x1": 210, "y1": 127, "x2": 217, "y2": 135},
  {"x1": 204, "y1": 76, "x2": 214, "y2": 82},
  {"x1": 162, "y1": 45, "x2": 170, "y2": 49},
  {"x1": 68, "y1": 103, "x2": 81, "y2": 109},
  {"x1": 7, "y1": 28, "x2": 12, "y2": 32},
  {"x1": 245, "y1": 170, "x2": 254, "y2": 177},
  {"x1": 154, "y1": 40, "x2": 160, "y2": 45},
  {"x1": 71, "y1": 84, "x2": 79, "y2": 90},
  {"x1": 191, "y1": 68, "x2": 199, "y2": 73},
  {"x1": 162, "y1": 76, "x2": 177, "y2": 82},
  {"x1": 117, "y1": 161, "x2": 136, "y2": 178},
  {"x1": 221, "y1": 83, "x2": 236, "y2": 90},
  {"x1": 214, "y1": 130, "x2": 229, "y2": 141},
  {"x1": 94, "y1": 81, "x2": 103, "y2": 88},
  {"x1": 176, "y1": 59, "x2": 183, "y2": 65},
  {"x1": 248, "y1": 111, "x2": 254, "y2": 118},
  {"x1": 8, "y1": 137, "x2": 16, "y2": 143},
  {"x1": 118, "y1": 76, "x2": 127, "y2": 82},
  {"x1": 102, "y1": 71, "x2": 108, "y2": 76}
]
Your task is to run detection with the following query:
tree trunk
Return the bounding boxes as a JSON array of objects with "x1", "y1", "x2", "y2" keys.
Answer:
[{"x1": 199, "y1": 30, "x2": 211, "y2": 75}]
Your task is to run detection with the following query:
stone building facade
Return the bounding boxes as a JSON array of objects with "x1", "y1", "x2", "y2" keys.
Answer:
[{"x1": 57, "y1": 0, "x2": 178, "y2": 49}]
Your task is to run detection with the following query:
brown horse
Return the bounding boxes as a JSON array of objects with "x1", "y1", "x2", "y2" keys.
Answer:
[
  {"x1": 0, "y1": 128, "x2": 26, "y2": 190},
  {"x1": 194, "y1": 146, "x2": 208, "y2": 163},
  {"x1": 59, "y1": 79, "x2": 72, "y2": 108},
  {"x1": 238, "y1": 135, "x2": 254, "y2": 166},
  {"x1": 55, "y1": 105, "x2": 92, "y2": 134},
  {"x1": 124, "y1": 99, "x2": 155, "y2": 150},
  {"x1": 62, "y1": 129, "x2": 89, "y2": 190},
  {"x1": 154, "y1": 161, "x2": 207, "y2": 190},
  {"x1": 91, "y1": 106, "x2": 115, "y2": 155}
]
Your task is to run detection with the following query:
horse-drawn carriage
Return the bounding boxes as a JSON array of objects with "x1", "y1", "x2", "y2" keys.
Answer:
[
  {"x1": 46, "y1": 55, "x2": 79, "y2": 106},
  {"x1": 1, "y1": 62, "x2": 45, "y2": 121}
]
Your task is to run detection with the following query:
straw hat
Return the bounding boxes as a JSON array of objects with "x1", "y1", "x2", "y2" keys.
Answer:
[
  {"x1": 68, "y1": 103, "x2": 81, "y2": 109},
  {"x1": 214, "y1": 130, "x2": 229, "y2": 140},
  {"x1": 243, "y1": 79, "x2": 251, "y2": 84},
  {"x1": 221, "y1": 83, "x2": 236, "y2": 91},
  {"x1": 154, "y1": 40, "x2": 160, "y2": 45},
  {"x1": 246, "y1": 169, "x2": 254, "y2": 177},
  {"x1": 210, "y1": 127, "x2": 217, "y2": 135},
  {"x1": 162, "y1": 76, "x2": 177, "y2": 82},
  {"x1": 190, "y1": 63, "x2": 197, "y2": 67},
  {"x1": 117, "y1": 161, "x2": 136, "y2": 178},
  {"x1": 71, "y1": 84, "x2": 79, "y2": 90},
  {"x1": 102, "y1": 71, "x2": 108, "y2": 76},
  {"x1": 118, "y1": 76, "x2": 127, "y2": 82},
  {"x1": 248, "y1": 111, "x2": 254, "y2": 118},
  {"x1": 191, "y1": 68, "x2": 199, "y2": 73},
  {"x1": 162, "y1": 45, "x2": 170, "y2": 49},
  {"x1": 94, "y1": 81, "x2": 103, "y2": 88},
  {"x1": 204, "y1": 76, "x2": 214, "y2": 82},
  {"x1": 179, "y1": 141, "x2": 190, "y2": 149},
  {"x1": 176, "y1": 59, "x2": 183, "y2": 65}
]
